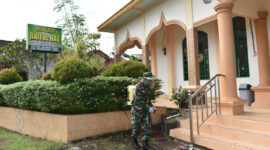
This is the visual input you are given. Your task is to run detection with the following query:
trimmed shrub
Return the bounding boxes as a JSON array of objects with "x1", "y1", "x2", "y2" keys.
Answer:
[
  {"x1": 0, "y1": 84, "x2": 5, "y2": 105},
  {"x1": 0, "y1": 68, "x2": 23, "y2": 85},
  {"x1": 42, "y1": 72, "x2": 53, "y2": 80},
  {"x1": 64, "y1": 77, "x2": 133, "y2": 113},
  {"x1": 53, "y1": 58, "x2": 94, "y2": 84},
  {"x1": 0, "y1": 77, "x2": 163, "y2": 114},
  {"x1": 103, "y1": 61, "x2": 150, "y2": 78},
  {"x1": 0, "y1": 77, "x2": 133, "y2": 114},
  {"x1": 1, "y1": 80, "x2": 68, "y2": 112}
]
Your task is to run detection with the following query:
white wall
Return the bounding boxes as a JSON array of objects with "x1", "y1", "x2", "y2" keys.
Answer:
[
  {"x1": 156, "y1": 29, "x2": 169, "y2": 94},
  {"x1": 235, "y1": 18, "x2": 259, "y2": 92},
  {"x1": 116, "y1": 16, "x2": 143, "y2": 49},
  {"x1": 192, "y1": 0, "x2": 218, "y2": 23},
  {"x1": 174, "y1": 26, "x2": 188, "y2": 88},
  {"x1": 145, "y1": 0, "x2": 186, "y2": 37}
]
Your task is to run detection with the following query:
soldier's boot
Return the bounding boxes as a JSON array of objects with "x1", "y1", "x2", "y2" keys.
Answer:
[
  {"x1": 143, "y1": 140, "x2": 155, "y2": 150},
  {"x1": 132, "y1": 137, "x2": 141, "y2": 149}
]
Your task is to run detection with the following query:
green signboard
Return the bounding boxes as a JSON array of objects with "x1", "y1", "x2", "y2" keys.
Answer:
[{"x1": 27, "y1": 24, "x2": 62, "y2": 53}]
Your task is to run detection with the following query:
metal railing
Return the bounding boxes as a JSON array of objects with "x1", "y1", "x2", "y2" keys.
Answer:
[{"x1": 188, "y1": 74, "x2": 225, "y2": 146}]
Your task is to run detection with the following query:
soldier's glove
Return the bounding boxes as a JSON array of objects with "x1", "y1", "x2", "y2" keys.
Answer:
[{"x1": 149, "y1": 106, "x2": 156, "y2": 113}]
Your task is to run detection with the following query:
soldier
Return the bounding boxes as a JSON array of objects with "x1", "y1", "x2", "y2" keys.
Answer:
[{"x1": 131, "y1": 72, "x2": 156, "y2": 150}]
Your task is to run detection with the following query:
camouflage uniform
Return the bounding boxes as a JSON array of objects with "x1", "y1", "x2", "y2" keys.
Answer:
[{"x1": 131, "y1": 79, "x2": 153, "y2": 140}]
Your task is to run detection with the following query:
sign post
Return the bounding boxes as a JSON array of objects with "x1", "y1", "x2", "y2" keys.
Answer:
[
  {"x1": 44, "y1": 52, "x2": 47, "y2": 73},
  {"x1": 26, "y1": 24, "x2": 62, "y2": 73}
]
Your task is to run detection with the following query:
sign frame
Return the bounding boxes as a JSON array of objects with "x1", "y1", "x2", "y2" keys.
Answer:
[{"x1": 26, "y1": 24, "x2": 62, "y2": 53}]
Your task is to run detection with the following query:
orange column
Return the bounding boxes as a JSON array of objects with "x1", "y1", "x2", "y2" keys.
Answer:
[
  {"x1": 149, "y1": 34, "x2": 158, "y2": 76},
  {"x1": 251, "y1": 12, "x2": 270, "y2": 107},
  {"x1": 254, "y1": 12, "x2": 270, "y2": 87},
  {"x1": 142, "y1": 45, "x2": 150, "y2": 68},
  {"x1": 186, "y1": 27, "x2": 200, "y2": 89},
  {"x1": 214, "y1": 0, "x2": 246, "y2": 115},
  {"x1": 166, "y1": 25, "x2": 176, "y2": 97}
]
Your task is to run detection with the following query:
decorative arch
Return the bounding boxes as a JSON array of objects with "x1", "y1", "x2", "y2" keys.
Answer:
[
  {"x1": 145, "y1": 12, "x2": 187, "y2": 44},
  {"x1": 116, "y1": 31, "x2": 143, "y2": 55}
]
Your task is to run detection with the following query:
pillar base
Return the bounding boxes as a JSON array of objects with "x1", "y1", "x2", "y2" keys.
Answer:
[
  {"x1": 251, "y1": 86, "x2": 270, "y2": 108},
  {"x1": 183, "y1": 85, "x2": 201, "y2": 92},
  {"x1": 219, "y1": 97, "x2": 247, "y2": 115}
]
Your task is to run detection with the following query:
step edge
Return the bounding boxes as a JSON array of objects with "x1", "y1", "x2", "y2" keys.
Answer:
[
  {"x1": 204, "y1": 122, "x2": 270, "y2": 137},
  {"x1": 170, "y1": 128, "x2": 269, "y2": 150}
]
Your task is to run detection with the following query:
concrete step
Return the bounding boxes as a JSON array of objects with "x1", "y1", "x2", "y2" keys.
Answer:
[
  {"x1": 170, "y1": 128, "x2": 269, "y2": 150},
  {"x1": 180, "y1": 119, "x2": 200, "y2": 131},
  {"x1": 200, "y1": 122, "x2": 270, "y2": 147},
  {"x1": 173, "y1": 111, "x2": 270, "y2": 149},
  {"x1": 207, "y1": 115, "x2": 270, "y2": 134}
]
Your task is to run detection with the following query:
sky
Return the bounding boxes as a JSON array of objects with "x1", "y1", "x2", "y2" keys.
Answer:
[{"x1": 0, "y1": 0, "x2": 141, "y2": 57}]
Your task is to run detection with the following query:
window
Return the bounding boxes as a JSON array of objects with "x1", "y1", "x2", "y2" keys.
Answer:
[
  {"x1": 182, "y1": 38, "x2": 189, "y2": 81},
  {"x1": 182, "y1": 31, "x2": 210, "y2": 81},
  {"x1": 233, "y1": 17, "x2": 250, "y2": 77}
]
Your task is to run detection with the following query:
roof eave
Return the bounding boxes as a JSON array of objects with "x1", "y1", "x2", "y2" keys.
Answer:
[{"x1": 97, "y1": 0, "x2": 142, "y2": 32}]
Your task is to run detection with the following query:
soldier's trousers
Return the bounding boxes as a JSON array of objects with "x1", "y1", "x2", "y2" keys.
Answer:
[{"x1": 131, "y1": 110, "x2": 152, "y2": 140}]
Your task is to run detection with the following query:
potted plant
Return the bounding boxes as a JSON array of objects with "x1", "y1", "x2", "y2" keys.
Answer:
[{"x1": 170, "y1": 86, "x2": 189, "y2": 109}]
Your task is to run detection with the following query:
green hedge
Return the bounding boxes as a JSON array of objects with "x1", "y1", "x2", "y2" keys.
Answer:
[
  {"x1": 0, "y1": 77, "x2": 163, "y2": 114},
  {"x1": 103, "y1": 61, "x2": 150, "y2": 78},
  {"x1": 0, "y1": 84, "x2": 5, "y2": 105},
  {"x1": 1, "y1": 80, "x2": 68, "y2": 112},
  {"x1": 0, "y1": 77, "x2": 133, "y2": 114},
  {"x1": 64, "y1": 77, "x2": 133, "y2": 113}
]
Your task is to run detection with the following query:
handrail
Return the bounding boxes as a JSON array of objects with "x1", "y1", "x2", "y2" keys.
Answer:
[
  {"x1": 187, "y1": 74, "x2": 225, "y2": 148},
  {"x1": 190, "y1": 74, "x2": 225, "y2": 100}
]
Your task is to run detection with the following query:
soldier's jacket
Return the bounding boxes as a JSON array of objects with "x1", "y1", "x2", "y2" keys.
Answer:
[{"x1": 131, "y1": 80, "x2": 153, "y2": 114}]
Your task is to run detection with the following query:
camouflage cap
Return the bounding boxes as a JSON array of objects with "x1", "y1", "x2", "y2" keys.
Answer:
[{"x1": 143, "y1": 72, "x2": 154, "y2": 79}]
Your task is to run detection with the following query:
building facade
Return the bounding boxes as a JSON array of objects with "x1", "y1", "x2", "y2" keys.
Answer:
[{"x1": 98, "y1": 0, "x2": 270, "y2": 115}]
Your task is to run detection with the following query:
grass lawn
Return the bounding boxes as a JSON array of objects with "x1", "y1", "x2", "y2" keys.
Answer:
[{"x1": 0, "y1": 128, "x2": 64, "y2": 150}]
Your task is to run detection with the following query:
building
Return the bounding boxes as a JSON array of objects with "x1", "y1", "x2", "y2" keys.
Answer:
[
  {"x1": 98, "y1": 0, "x2": 270, "y2": 149},
  {"x1": 0, "y1": 40, "x2": 12, "y2": 47},
  {"x1": 89, "y1": 49, "x2": 114, "y2": 66}
]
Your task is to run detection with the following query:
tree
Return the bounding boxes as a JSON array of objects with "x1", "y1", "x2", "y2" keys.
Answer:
[
  {"x1": 86, "y1": 33, "x2": 101, "y2": 50},
  {"x1": 88, "y1": 54, "x2": 106, "y2": 76},
  {"x1": 54, "y1": 0, "x2": 88, "y2": 47},
  {"x1": 54, "y1": 0, "x2": 101, "y2": 60},
  {"x1": 0, "y1": 39, "x2": 54, "y2": 79}
]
